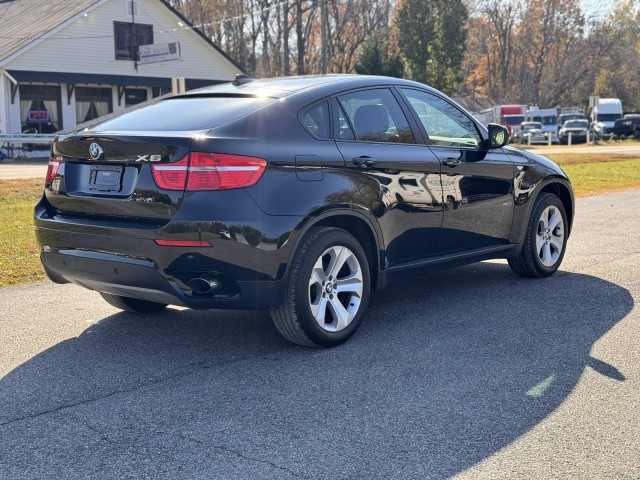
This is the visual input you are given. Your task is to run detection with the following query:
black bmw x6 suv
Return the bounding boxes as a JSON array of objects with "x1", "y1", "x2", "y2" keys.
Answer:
[{"x1": 35, "y1": 75, "x2": 574, "y2": 347}]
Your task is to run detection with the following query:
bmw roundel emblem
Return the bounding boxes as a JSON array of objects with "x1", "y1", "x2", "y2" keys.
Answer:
[{"x1": 89, "y1": 142, "x2": 104, "y2": 160}]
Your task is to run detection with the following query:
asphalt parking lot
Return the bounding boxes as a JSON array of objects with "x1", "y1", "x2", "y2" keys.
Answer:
[{"x1": 0, "y1": 190, "x2": 639, "y2": 479}]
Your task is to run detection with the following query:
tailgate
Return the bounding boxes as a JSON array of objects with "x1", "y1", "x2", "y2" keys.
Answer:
[{"x1": 45, "y1": 133, "x2": 194, "y2": 223}]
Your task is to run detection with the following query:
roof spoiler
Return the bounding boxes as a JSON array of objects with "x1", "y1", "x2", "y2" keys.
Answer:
[{"x1": 232, "y1": 74, "x2": 255, "y2": 86}]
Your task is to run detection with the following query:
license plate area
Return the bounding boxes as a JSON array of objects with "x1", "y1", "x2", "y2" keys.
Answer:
[{"x1": 89, "y1": 165, "x2": 123, "y2": 192}]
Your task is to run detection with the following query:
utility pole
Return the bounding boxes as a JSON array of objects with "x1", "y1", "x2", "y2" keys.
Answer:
[
  {"x1": 131, "y1": 0, "x2": 138, "y2": 72},
  {"x1": 320, "y1": 0, "x2": 327, "y2": 75}
]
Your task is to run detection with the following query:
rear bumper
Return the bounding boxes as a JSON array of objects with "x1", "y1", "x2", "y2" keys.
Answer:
[
  {"x1": 40, "y1": 247, "x2": 286, "y2": 310},
  {"x1": 34, "y1": 195, "x2": 302, "y2": 310}
]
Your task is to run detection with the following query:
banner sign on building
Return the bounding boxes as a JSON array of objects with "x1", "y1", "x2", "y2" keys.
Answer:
[{"x1": 138, "y1": 42, "x2": 181, "y2": 65}]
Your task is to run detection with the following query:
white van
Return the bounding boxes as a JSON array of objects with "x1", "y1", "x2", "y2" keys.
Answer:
[{"x1": 592, "y1": 98, "x2": 623, "y2": 136}]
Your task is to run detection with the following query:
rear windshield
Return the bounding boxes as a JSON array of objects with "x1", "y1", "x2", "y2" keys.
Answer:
[
  {"x1": 529, "y1": 115, "x2": 557, "y2": 126},
  {"x1": 503, "y1": 115, "x2": 524, "y2": 124},
  {"x1": 596, "y1": 113, "x2": 622, "y2": 122},
  {"x1": 92, "y1": 96, "x2": 276, "y2": 132}
]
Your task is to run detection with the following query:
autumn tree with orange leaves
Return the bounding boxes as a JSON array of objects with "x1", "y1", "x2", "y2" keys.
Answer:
[{"x1": 169, "y1": 0, "x2": 640, "y2": 110}]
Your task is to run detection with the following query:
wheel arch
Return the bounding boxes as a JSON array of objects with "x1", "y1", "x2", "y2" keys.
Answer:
[
  {"x1": 291, "y1": 209, "x2": 382, "y2": 293},
  {"x1": 510, "y1": 177, "x2": 574, "y2": 257},
  {"x1": 538, "y1": 179, "x2": 574, "y2": 237}
]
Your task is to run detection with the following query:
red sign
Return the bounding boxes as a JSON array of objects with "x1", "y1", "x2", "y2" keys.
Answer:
[{"x1": 28, "y1": 110, "x2": 50, "y2": 122}]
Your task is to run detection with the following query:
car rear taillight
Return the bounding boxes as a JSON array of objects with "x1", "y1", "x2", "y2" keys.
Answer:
[
  {"x1": 151, "y1": 153, "x2": 266, "y2": 191},
  {"x1": 151, "y1": 155, "x2": 189, "y2": 190},
  {"x1": 45, "y1": 156, "x2": 61, "y2": 185}
]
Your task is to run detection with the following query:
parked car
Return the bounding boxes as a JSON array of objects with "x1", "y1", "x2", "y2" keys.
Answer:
[
  {"x1": 558, "y1": 119, "x2": 589, "y2": 144},
  {"x1": 513, "y1": 121, "x2": 547, "y2": 144},
  {"x1": 611, "y1": 114, "x2": 640, "y2": 138},
  {"x1": 557, "y1": 110, "x2": 586, "y2": 127},
  {"x1": 35, "y1": 75, "x2": 574, "y2": 348}
]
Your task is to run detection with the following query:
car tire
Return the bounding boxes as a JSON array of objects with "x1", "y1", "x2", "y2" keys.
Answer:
[
  {"x1": 99, "y1": 292, "x2": 167, "y2": 313},
  {"x1": 508, "y1": 193, "x2": 568, "y2": 278},
  {"x1": 271, "y1": 227, "x2": 371, "y2": 348},
  {"x1": 445, "y1": 196, "x2": 455, "y2": 211}
]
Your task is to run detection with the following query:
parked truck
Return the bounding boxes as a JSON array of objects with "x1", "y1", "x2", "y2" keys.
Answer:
[
  {"x1": 491, "y1": 104, "x2": 526, "y2": 138},
  {"x1": 558, "y1": 107, "x2": 586, "y2": 127},
  {"x1": 591, "y1": 98, "x2": 623, "y2": 136},
  {"x1": 611, "y1": 114, "x2": 640, "y2": 139}
]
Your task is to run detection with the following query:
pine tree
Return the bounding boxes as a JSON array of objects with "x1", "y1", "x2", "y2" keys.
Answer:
[
  {"x1": 393, "y1": 0, "x2": 467, "y2": 93},
  {"x1": 355, "y1": 34, "x2": 404, "y2": 78}
]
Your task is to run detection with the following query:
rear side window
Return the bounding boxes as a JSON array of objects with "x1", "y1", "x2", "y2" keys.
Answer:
[
  {"x1": 302, "y1": 102, "x2": 331, "y2": 139},
  {"x1": 93, "y1": 96, "x2": 276, "y2": 132}
]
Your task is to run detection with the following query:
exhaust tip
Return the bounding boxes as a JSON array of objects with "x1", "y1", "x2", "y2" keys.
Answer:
[{"x1": 188, "y1": 276, "x2": 223, "y2": 295}]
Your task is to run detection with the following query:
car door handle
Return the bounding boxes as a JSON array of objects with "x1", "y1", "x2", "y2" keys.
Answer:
[
  {"x1": 443, "y1": 158, "x2": 462, "y2": 167},
  {"x1": 352, "y1": 156, "x2": 377, "y2": 168}
]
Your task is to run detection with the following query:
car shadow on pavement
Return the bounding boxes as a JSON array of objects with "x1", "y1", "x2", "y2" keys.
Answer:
[{"x1": 0, "y1": 262, "x2": 634, "y2": 479}]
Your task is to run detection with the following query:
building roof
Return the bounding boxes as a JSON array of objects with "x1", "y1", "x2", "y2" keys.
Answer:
[
  {"x1": 0, "y1": 0, "x2": 99, "y2": 63},
  {"x1": 0, "y1": 0, "x2": 243, "y2": 72}
]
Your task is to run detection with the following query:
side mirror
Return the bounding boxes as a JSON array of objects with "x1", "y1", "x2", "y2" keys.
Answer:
[{"x1": 487, "y1": 123, "x2": 509, "y2": 149}]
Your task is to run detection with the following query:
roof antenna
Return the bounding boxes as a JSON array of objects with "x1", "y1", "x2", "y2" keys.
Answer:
[{"x1": 232, "y1": 74, "x2": 255, "y2": 86}]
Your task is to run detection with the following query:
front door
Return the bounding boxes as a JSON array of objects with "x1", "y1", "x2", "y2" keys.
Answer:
[{"x1": 397, "y1": 88, "x2": 515, "y2": 254}]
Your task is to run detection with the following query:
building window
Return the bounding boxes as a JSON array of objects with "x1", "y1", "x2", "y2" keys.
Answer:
[
  {"x1": 124, "y1": 88, "x2": 148, "y2": 107},
  {"x1": 19, "y1": 85, "x2": 62, "y2": 133},
  {"x1": 152, "y1": 87, "x2": 172, "y2": 98},
  {"x1": 114, "y1": 21, "x2": 153, "y2": 60},
  {"x1": 75, "y1": 87, "x2": 113, "y2": 123}
]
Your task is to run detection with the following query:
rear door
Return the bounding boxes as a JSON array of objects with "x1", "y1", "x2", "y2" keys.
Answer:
[{"x1": 334, "y1": 88, "x2": 444, "y2": 267}]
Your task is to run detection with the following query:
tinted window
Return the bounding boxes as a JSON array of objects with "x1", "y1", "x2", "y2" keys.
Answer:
[
  {"x1": 93, "y1": 97, "x2": 276, "y2": 132},
  {"x1": 302, "y1": 102, "x2": 330, "y2": 139},
  {"x1": 337, "y1": 89, "x2": 415, "y2": 144},
  {"x1": 401, "y1": 88, "x2": 481, "y2": 148}
]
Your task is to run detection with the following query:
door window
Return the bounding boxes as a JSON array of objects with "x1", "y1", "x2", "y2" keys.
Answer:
[
  {"x1": 337, "y1": 89, "x2": 415, "y2": 144},
  {"x1": 400, "y1": 88, "x2": 481, "y2": 148}
]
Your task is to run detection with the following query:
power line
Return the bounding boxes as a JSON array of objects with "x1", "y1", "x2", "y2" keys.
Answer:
[{"x1": 0, "y1": 0, "x2": 299, "y2": 42}]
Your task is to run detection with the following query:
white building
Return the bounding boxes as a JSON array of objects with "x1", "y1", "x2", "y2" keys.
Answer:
[{"x1": 0, "y1": 0, "x2": 243, "y2": 135}]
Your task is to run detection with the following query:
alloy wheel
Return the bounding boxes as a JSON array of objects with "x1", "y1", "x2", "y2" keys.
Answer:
[
  {"x1": 308, "y1": 245, "x2": 364, "y2": 332},
  {"x1": 536, "y1": 205, "x2": 565, "y2": 267}
]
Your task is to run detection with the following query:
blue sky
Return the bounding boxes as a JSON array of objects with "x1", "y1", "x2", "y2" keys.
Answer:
[{"x1": 580, "y1": 0, "x2": 616, "y2": 18}]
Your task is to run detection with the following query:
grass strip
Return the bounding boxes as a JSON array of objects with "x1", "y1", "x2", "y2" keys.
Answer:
[
  {"x1": 559, "y1": 158, "x2": 640, "y2": 197},
  {"x1": 0, "y1": 179, "x2": 46, "y2": 287}
]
